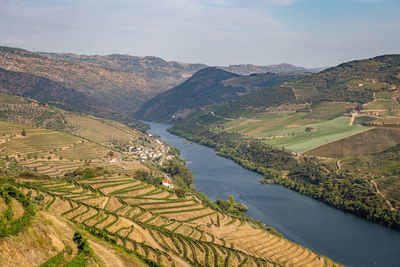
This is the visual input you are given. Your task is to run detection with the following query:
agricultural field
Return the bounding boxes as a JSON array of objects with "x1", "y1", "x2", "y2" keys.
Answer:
[
  {"x1": 0, "y1": 120, "x2": 146, "y2": 177},
  {"x1": 0, "y1": 184, "x2": 35, "y2": 239},
  {"x1": 218, "y1": 111, "x2": 368, "y2": 153},
  {"x1": 200, "y1": 100, "x2": 374, "y2": 154},
  {"x1": 364, "y1": 99, "x2": 400, "y2": 111},
  {"x1": 66, "y1": 114, "x2": 140, "y2": 145},
  {"x1": 263, "y1": 118, "x2": 367, "y2": 153},
  {"x1": 0, "y1": 92, "x2": 144, "y2": 149},
  {"x1": 17, "y1": 172, "x2": 339, "y2": 266},
  {"x1": 304, "y1": 128, "x2": 400, "y2": 158},
  {"x1": 305, "y1": 101, "x2": 356, "y2": 120}
]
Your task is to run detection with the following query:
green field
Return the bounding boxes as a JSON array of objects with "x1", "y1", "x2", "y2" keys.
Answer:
[
  {"x1": 263, "y1": 117, "x2": 368, "y2": 153},
  {"x1": 305, "y1": 101, "x2": 356, "y2": 120},
  {"x1": 219, "y1": 111, "x2": 369, "y2": 153}
]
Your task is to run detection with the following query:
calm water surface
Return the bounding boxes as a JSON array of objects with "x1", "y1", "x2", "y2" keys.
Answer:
[{"x1": 146, "y1": 121, "x2": 400, "y2": 267}]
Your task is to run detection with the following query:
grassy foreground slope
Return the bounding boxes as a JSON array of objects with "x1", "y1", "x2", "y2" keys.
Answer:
[{"x1": 0, "y1": 177, "x2": 147, "y2": 266}]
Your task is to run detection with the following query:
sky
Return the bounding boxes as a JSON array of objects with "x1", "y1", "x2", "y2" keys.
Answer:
[{"x1": 0, "y1": 0, "x2": 399, "y2": 68}]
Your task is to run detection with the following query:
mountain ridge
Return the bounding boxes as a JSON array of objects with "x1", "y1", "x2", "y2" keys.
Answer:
[{"x1": 136, "y1": 67, "x2": 305, "y2": 121}]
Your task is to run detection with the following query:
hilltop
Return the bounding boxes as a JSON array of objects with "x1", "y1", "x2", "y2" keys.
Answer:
[
  {"x1": 38, "y1": 52, "x2": 318, "y2": 80},
  {"x1": 38, "y1": 52, "x2": 208, "y2": 89},
  {"x1": 136, "y1": 67, "x2": 305, "y2": 121},
  {"x1": 219, "y1": 63, "x2": 318, "y2": 75}
]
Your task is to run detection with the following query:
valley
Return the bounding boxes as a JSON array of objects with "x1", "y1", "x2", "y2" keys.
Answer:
[
  {"x1": 0, "y1": 46, "x2": 399, "y2": 267},
  {"x1": 1, "y1": 0, "x2": 399, "y2": 265},
  {"x1": 0, "y1": 90, "x2": 339, "y2": 266}
]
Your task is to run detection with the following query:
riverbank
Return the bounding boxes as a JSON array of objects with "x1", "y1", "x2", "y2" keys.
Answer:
[{"x1": 167, "y1": 123, "x2": 400, "y2": 231}]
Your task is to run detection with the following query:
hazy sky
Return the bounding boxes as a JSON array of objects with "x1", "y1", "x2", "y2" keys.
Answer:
[{"x1": 0, "y1": 0, "x2": 399, "y2": 67}]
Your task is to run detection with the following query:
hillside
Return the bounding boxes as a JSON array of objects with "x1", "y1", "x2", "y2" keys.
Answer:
[
  {"x1": 0, "y1": 157, "x2": 339, "y2": 267},
  {"x1": 168, "y1": 55, "x2": 400, "y2": 230},
  {"x1": 0, "y1": 46, "x2": 324, "y2": 122},
  {"x1": 170, "y1": 55, "x2": 400, "y2": 151},
  {"x1": 136, "y1": 67, "x2": 305, "y2": 121},
  {"x1": 0, "y1": 46, "x2": 162, "y2": 118},
  {"x1": 0, "y1": 91, "x2": 161, "y2": 178},
  {"x1": 0, "y1": 68, "x2": 97, "y2": 114},
  {"x1": 38, "y1": 52, "x2": 207, "y2": 89}
]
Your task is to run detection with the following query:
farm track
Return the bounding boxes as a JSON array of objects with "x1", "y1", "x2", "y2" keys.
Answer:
[{"x1": 371, "y1": 180, "x2": 395, "y2": 211}]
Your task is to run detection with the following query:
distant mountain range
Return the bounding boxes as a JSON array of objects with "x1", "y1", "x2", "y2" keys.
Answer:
[
  {"x1": 0, "y1": 45, "x2": 325, "y2": 123},
  {"x1": 38, "y1": 52, "x2": 322, "y2": 79}
]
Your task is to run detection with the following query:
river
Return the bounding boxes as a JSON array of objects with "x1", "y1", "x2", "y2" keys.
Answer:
[{"x1": 146, "y1": 121, "x2": 400, "y2": 267}]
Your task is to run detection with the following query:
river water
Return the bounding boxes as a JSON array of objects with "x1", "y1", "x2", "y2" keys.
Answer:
[{"x1": 146, "y1": 121, "x2": 400, "y2": 267}]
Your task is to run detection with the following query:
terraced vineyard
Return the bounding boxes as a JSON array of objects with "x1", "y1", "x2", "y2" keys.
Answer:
[
  {"x1": 0, "y1": 184, "x2": 35, "y2": 239},
  {"x1": 0, "y1": 121, "x2": 145, "y2": 177},
  {"x1": 19, "y1": 174, "x2": 340, "y2": 266}
]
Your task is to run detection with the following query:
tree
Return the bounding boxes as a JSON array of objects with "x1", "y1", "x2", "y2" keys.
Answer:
[{"x1": 21, "y1": 129, "x2": 26, "y2": 136}]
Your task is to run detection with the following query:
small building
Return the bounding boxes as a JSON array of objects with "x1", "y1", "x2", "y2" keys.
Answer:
[{"x1": 162, "y1": 180, "x2": 174, "y2": 189}]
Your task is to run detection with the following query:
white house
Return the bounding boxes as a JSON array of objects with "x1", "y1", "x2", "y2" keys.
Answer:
[{"x1": 162, "y1": 180, "x2": 174, "y2": 189}]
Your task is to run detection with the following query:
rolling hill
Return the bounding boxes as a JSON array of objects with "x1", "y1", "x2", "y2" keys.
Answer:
[
  {"x1": 170, "y1": 54, "x2": 400, "y2": 150},
  {"x1": 136, "y1": 67, "x2": 305, "y2": 121},
  {"x1": 167, "y1": 55, "x2": 400, "y2": 230}
]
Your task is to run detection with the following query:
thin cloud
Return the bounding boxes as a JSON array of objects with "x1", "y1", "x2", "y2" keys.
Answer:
[{"x1": 0, "y1": 0, "x2": 398, "y2": 67}]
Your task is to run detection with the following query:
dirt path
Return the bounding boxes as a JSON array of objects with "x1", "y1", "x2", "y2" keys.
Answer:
[
  {"x1": 280, "y1": 82, "x2": 298, "y2": 100},
  {"x1": 336, "y1": 160, "x2": 341, "y2": 174},
  {"x1": 349, "y1": 115, "x2": 355, "y2": 126},
  {"x1": 371, "y1": 180, "x2": 395, "y2": 211},
  {"x1": 320, "y1": 165, "x2": 331, "y2": 174},
  {"x1": 210, "y1": 111, "x2": 234, "y2": 121},
  {"x1": 88, "y1": 240, "x2": 128, "y2": 267}
]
